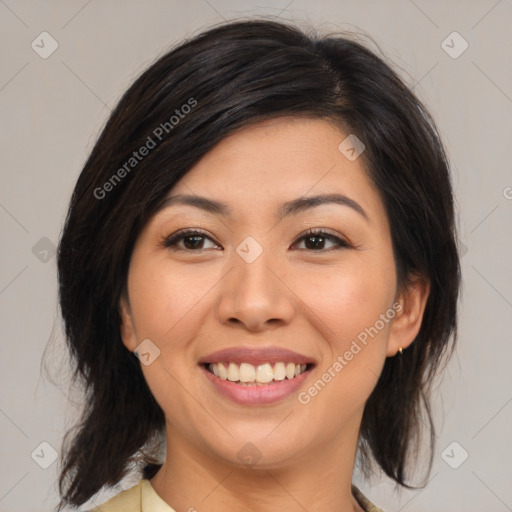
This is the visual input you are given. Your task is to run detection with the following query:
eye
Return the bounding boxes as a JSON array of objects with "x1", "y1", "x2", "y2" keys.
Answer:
[
  {"x1": 291, "y1": 229, "x2": 351, "y2": 251},
  {"x1": 162, "y1": 229, "x2": 220, "y2": 251},
  {"x1": 162, "y1": 229, "x2": 350, "y2": 252}
]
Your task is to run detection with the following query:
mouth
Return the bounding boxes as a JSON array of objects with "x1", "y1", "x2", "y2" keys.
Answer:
[
  {"x1": 202, "y1": 361, "x2": 315, "y2": 385},
  {"x1": 198, "y1": 347, "x2": 316, "y2": 405}
]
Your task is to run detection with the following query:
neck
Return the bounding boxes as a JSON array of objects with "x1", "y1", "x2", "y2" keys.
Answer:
[{"x1": 150, "y1": 418, "x2": 365, "y2": 512}]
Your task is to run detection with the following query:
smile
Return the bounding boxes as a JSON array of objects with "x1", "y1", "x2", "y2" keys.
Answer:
[
  {"x1": 199, "y1": 346, "x2": 316, "y2": 405},
  {"x1": 200, "y1": 362, "x2": 315, "y2": 406},
  {"x1": 206, "y1": 362, "x2": 311, "y2": 385}
]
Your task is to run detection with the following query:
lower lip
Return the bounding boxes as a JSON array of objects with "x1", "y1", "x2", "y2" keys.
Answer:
[{"x1": 201, "y1": 365, "x2": 312, "y2": 405}]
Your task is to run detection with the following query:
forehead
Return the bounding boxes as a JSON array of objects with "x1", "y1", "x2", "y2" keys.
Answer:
[
  {"x1": 165, "y1": 116, "x2": 387, "y2": 225},
  {"x1": 180, "y1": 116, "x2": 346, "y2": 184}
]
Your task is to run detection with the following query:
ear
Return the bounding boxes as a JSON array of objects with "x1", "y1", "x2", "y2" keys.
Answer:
[
  {"x1": 119, "y1": 292, "x2": 137, "y2": 352},
  {"x1": 386, "y1": 275, "x2": 430, "y2": 357}
]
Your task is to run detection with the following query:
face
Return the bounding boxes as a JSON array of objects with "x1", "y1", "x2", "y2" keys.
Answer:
[{"x1": 120, "y1": 116, "x2": 427, "y2": 469}]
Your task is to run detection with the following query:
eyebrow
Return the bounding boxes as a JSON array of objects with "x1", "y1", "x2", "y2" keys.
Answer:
[{"x1": 157, "y1": 193, "x2": 369, "y2": 221}]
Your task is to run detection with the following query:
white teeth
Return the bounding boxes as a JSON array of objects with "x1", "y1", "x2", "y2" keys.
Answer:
[
  {"x1": 227, "y1": 362, "x2": 239, "y2": 381},
  {"x1": 256, "y1": 363, "x2": 274, "y2": 383},
  {"x1": 239, "y1": 362, "x2": 256, "y2": 382},
  {"x1": 217, "y1": 362, "x2": 228, "y2": 380},
  {"x1": 207, "y1": 361, "x2": 309, "y2": 383},
  {"x1": 273, "y1": 362, "x2": 286, "y2": 381}
]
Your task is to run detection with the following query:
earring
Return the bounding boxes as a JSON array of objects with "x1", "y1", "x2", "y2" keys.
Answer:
[{"x1": 398, "y1": 347, "x2": 403, "y2": 355}]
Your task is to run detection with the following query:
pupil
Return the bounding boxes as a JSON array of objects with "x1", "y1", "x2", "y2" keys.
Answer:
[
  {"x1": 183, "y1": 235, "x2": 326, "y2": 250},
  {"x1": 306, "y1": 235, "x2": 324, "y2": 249},
  {"x1": 185, "y1": 236, "x2": 203, "y2": 249}
]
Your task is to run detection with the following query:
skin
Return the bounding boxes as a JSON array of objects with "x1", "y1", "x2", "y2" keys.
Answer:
[{"x1": 119, "y1": 116, "x2": 429, "y2": 512}]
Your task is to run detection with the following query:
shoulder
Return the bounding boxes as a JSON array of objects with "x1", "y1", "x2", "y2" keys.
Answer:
[
  {"x1": 86, "y1": 479, "x2": 143, "y2": 512},
  {"x1": 352, "y1": 484, "x2": 386, "y2": 512}
]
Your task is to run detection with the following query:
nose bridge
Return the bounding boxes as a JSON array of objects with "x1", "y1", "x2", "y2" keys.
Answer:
[
  {"x1": 237, "y1": 240, "x2": 275, "y2": 295},
  {"x1": 216, "y1": 235, "x2": 295, "y2": 329},
  {"x1": 233, "y1": 235, "x2": 280, "y2": 305}
]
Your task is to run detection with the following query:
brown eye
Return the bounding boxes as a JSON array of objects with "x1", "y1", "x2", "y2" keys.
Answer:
[
  {"x1": 163, "y1": 229, "x2": 220, "y2": 251},
  {"x1": 292, "y1": 229, "x2": 350, "y2": 251}
]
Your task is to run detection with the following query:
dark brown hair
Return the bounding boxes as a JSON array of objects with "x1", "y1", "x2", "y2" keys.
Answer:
[{"x1": 53, "y1": 18, "x2": 460, "y2": 510}]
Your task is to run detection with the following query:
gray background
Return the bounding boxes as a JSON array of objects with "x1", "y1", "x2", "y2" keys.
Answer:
[{"x1": 1, "y1": 1, "x2": 511, "y2": 511}]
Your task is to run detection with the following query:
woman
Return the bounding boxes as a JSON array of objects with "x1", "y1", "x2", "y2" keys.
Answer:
[{"x1": 55, "y1": 18, "x2": 461, "y2": 512}]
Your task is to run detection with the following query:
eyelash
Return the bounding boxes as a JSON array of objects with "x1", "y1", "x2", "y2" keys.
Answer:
[{"x1": 161, "y1": 228, "x2": 351, "y2": 252}]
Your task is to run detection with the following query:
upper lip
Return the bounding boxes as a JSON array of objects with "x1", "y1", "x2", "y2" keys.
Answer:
[{"x1": 199, "y1": 347, "x2": 316, "y2": 366}]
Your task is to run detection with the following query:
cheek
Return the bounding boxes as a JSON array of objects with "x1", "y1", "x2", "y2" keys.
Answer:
[
  {"x1": 128, "y1": 261, "x2": 211, "y2": 426},
  {"x1": 128, "y1": 259, "x2": 214, "y2": 345},
  {"x1": 292, "y1": 261, "x2": 395, "y2": 408},
  {"x1": 126, "y1": 259, "x2": 220, "y2": 413},
  {"x1": 293, "y1": 259, "x2": 395, "y2": 412},
  {"x1": 293, "y1": 258, "x2": 396, "y2": 348}
]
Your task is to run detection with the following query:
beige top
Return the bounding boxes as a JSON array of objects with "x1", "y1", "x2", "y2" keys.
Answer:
[{"x1": 89, "y1": 478, "x2": 384, "y2": 512}]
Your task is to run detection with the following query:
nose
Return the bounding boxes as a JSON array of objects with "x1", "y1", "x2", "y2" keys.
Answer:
[{"x1": 215, "y1": 245, "x2": 296, "y2": 332}]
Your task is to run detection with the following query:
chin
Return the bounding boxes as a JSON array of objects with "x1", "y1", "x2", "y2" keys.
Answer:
[{"x1": 204, "y1": 430, "x2": 310, "y2": 470}]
